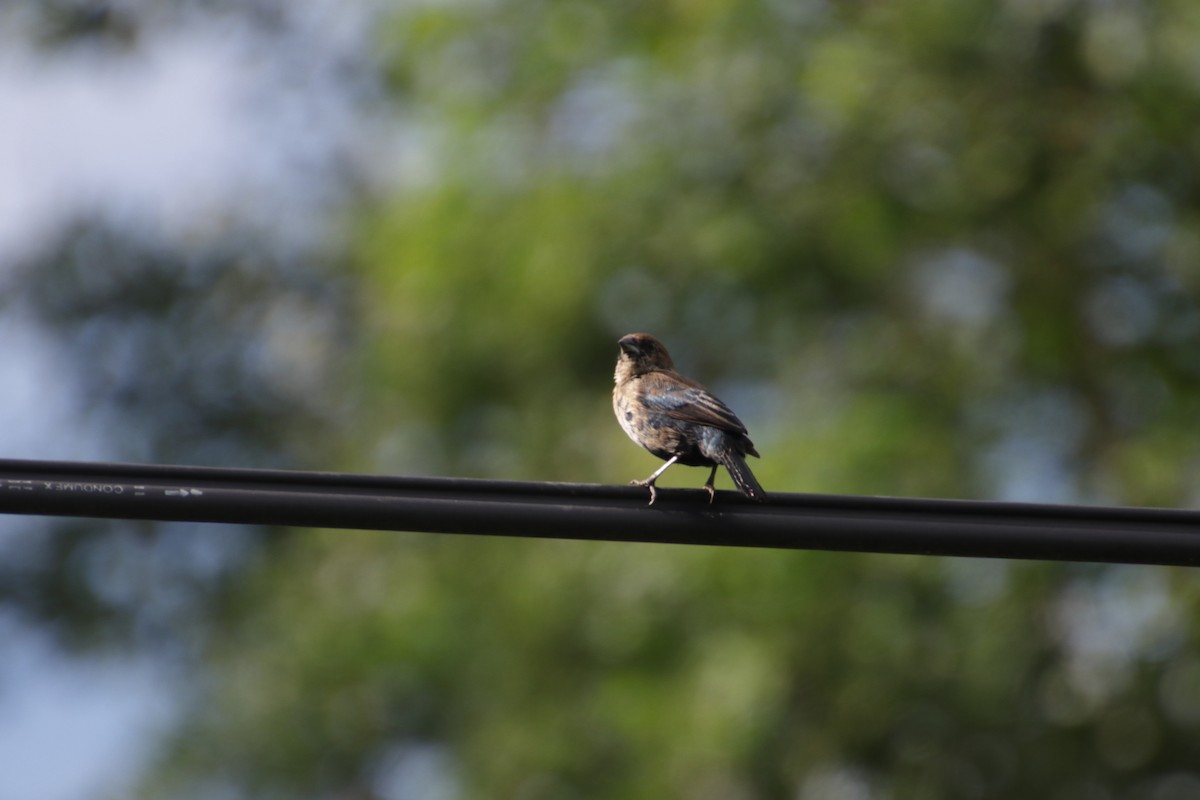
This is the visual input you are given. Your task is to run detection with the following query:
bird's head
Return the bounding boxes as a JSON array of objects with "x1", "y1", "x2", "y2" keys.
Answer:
[{"x1": 616, "y1": 333, "x2": 675, "y2": 379}]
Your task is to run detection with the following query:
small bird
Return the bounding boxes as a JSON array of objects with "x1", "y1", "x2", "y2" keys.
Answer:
[{"x1": 613, "y1": 333, "x2": 766, "y2": 505}]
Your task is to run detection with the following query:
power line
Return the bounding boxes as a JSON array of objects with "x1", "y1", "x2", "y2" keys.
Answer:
[{"x1": 0, "y1": 457, "x2": 1197, "y2": 566}]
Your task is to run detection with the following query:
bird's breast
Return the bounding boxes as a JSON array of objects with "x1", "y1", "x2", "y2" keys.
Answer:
[{"x1": 613, "y1": 388, "x2": 641, "y2": 444}]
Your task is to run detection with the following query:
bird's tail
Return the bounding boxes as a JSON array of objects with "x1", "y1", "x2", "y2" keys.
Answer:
[{"x1": 720, "y1": 451, "x2": 767, "y2": 502}]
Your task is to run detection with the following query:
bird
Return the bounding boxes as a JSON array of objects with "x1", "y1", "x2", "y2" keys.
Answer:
[{"x1": 613, "y1": 332, "x2": 766, "y2": 505}]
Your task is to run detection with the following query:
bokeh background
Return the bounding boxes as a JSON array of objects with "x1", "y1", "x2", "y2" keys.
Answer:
[{"x1": 4, "y1": 0, "x2": 1200, "y2": 798}]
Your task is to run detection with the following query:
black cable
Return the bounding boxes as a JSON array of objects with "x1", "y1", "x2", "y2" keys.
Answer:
[{"x1": 0, "y1": 458, "x2": 1197, "y2": 566}]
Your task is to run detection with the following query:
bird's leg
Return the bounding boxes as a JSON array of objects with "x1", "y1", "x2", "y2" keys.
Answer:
[
  {"x1": 631, "y1": 456, "x2": 679, "y2": 506},
  {"x1": 703, "y1": 465, "x2": 718, "y2": 504}
]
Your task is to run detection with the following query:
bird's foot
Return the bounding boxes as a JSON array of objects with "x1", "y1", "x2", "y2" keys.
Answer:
[
  {"x1": 703, "y1": 483, "x2": 716, "y2": 504},
  {"x1": 629, "y1": 478, "x2": 658, "y2": 506}
]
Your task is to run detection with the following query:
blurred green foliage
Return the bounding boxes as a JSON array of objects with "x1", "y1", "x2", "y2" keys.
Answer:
[{"x1": 9, "y1": 0, "x2": 1200, "y2": 798}]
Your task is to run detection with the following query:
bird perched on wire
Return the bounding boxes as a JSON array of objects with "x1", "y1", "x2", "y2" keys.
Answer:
[{"x1": 613, "y1": 332, "x2": 766, "y2": 505}]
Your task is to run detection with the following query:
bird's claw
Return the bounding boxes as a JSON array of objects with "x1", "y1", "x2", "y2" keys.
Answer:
[
  {"x1": 630, "y1": 479, "x2": 657, "y2": 505},
  {"x1": 703, "y1": 484, "x2": 716, "y2": 504}
]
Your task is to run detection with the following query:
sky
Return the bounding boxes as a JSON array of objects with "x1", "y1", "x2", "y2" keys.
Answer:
[
  {"x1": 0, "y1": 613, "x2": 177, "y2": 800},
  {"x1": 0, "y1": 4, "x2": 380, "y2": 270}
]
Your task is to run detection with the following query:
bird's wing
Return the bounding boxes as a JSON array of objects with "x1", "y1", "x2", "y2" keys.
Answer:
[{"x1": 640, "y1": 371, "x2": 749, "y2": 435}]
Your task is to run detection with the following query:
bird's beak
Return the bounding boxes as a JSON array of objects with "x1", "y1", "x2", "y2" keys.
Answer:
[{"x1": 618, "y1": 336, "x2": 638, "y2": 355}]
